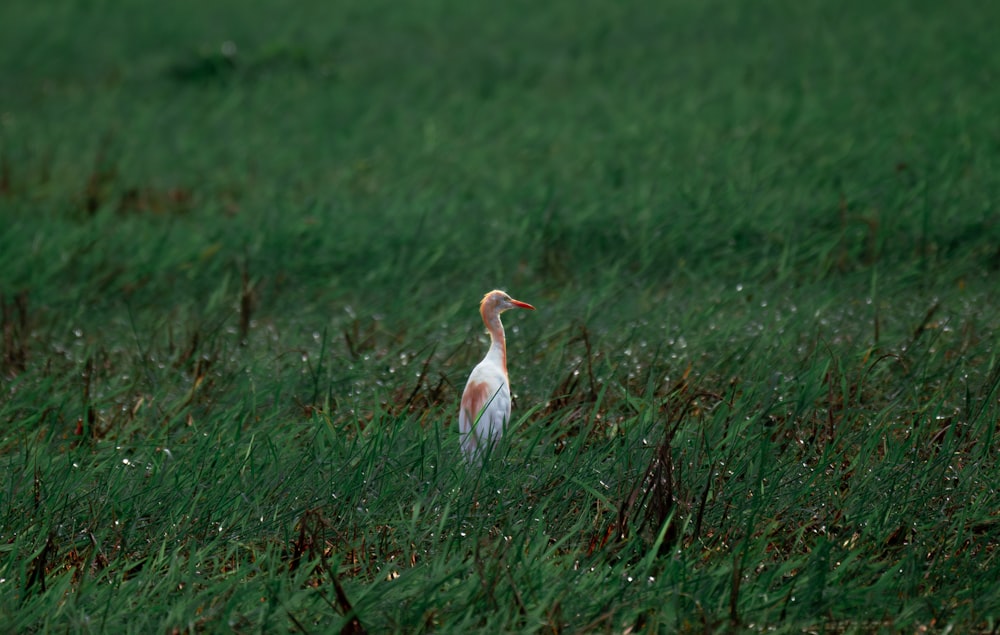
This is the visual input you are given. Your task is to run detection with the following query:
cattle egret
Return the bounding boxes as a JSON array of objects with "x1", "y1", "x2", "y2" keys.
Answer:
[{"x1": 459, "y1": 290, "x2": 535, "y2": 463}]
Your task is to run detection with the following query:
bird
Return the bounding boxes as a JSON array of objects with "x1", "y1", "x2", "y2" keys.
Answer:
[{"x1": 459, "y1": 290, "x2": 535, "y2": 463}]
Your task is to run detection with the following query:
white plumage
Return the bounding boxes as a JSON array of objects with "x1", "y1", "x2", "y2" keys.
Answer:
[{"x1": 458, "y1": 290, "x2": 535, "y2": 463}]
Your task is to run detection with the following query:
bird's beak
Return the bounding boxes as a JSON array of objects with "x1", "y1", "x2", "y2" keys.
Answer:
[{"x1": 510, "y1": 299, "x2": 535, "y2": 310}]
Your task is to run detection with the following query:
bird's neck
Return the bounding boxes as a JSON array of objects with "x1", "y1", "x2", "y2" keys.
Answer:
[{"x1": 482, "y1": 311, "x2": 508, "y2": 376}]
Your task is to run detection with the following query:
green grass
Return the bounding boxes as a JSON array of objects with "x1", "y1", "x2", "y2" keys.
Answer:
[{"x1": 2, "y1": 0, "x2": 999, "y2": 632}]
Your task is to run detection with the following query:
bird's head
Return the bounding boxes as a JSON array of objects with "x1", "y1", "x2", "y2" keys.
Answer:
[{"x1": 480, "y1": 289, "x2": 535, "y2": 317}]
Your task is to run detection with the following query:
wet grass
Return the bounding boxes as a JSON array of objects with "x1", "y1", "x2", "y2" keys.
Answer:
[{"x1": 2, "y1": 0, "x2": 1000, "y2": 632}]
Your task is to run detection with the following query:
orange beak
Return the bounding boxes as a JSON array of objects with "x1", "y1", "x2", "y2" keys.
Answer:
[{"x1": 510, "y1": 299, "x2": 535, "y2": 310}]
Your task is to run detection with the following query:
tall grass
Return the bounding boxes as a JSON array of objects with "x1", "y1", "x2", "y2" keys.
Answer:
[{"x1": 2, "y1": 0, "x2": 999, "y2": 631}]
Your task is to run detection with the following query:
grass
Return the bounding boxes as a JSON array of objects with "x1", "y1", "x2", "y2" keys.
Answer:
[{"x1": 2, "y1": 0, "x2": 999, "y2": 632}]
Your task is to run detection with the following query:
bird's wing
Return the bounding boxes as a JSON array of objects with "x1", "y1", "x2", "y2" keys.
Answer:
[{"x1": 459, "y1": 378, "x2": 510, "y2": 461}]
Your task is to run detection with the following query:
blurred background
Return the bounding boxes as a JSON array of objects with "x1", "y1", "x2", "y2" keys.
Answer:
[{"x1": 2, "y1": 1, "x2": 998, "y2": 631}]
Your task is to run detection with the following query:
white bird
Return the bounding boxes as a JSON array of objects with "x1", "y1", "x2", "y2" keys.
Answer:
[{"x1": 459, "y1": 290, "x2": 535, "y2": 463}]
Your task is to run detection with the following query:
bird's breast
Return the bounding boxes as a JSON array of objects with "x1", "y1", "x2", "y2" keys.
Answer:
[{"x1": 465, "y1": 359, "x2": 508, "y2": 391}]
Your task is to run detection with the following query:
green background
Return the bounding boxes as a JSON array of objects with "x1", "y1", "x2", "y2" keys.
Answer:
[{"x1": 1, "y1": 0, "x2": 998, "y2": 631}]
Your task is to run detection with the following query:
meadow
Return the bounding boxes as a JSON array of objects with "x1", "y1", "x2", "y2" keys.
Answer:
[{"x1": 1, "y1": 0, "x2": 999, "y2": 632}]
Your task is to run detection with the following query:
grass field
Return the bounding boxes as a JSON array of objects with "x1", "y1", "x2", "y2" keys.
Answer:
[{"x1": 2, "y1": 0, "x2": 999, "y2": 632}]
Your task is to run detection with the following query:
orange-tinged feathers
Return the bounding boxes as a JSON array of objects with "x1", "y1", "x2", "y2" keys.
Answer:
[
  {"x1": 459, "y1": 380, "x2": 490, "y2": 457},
  {"x1": 459, "y1": 290, "x2": 534, "y2": 463}
]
